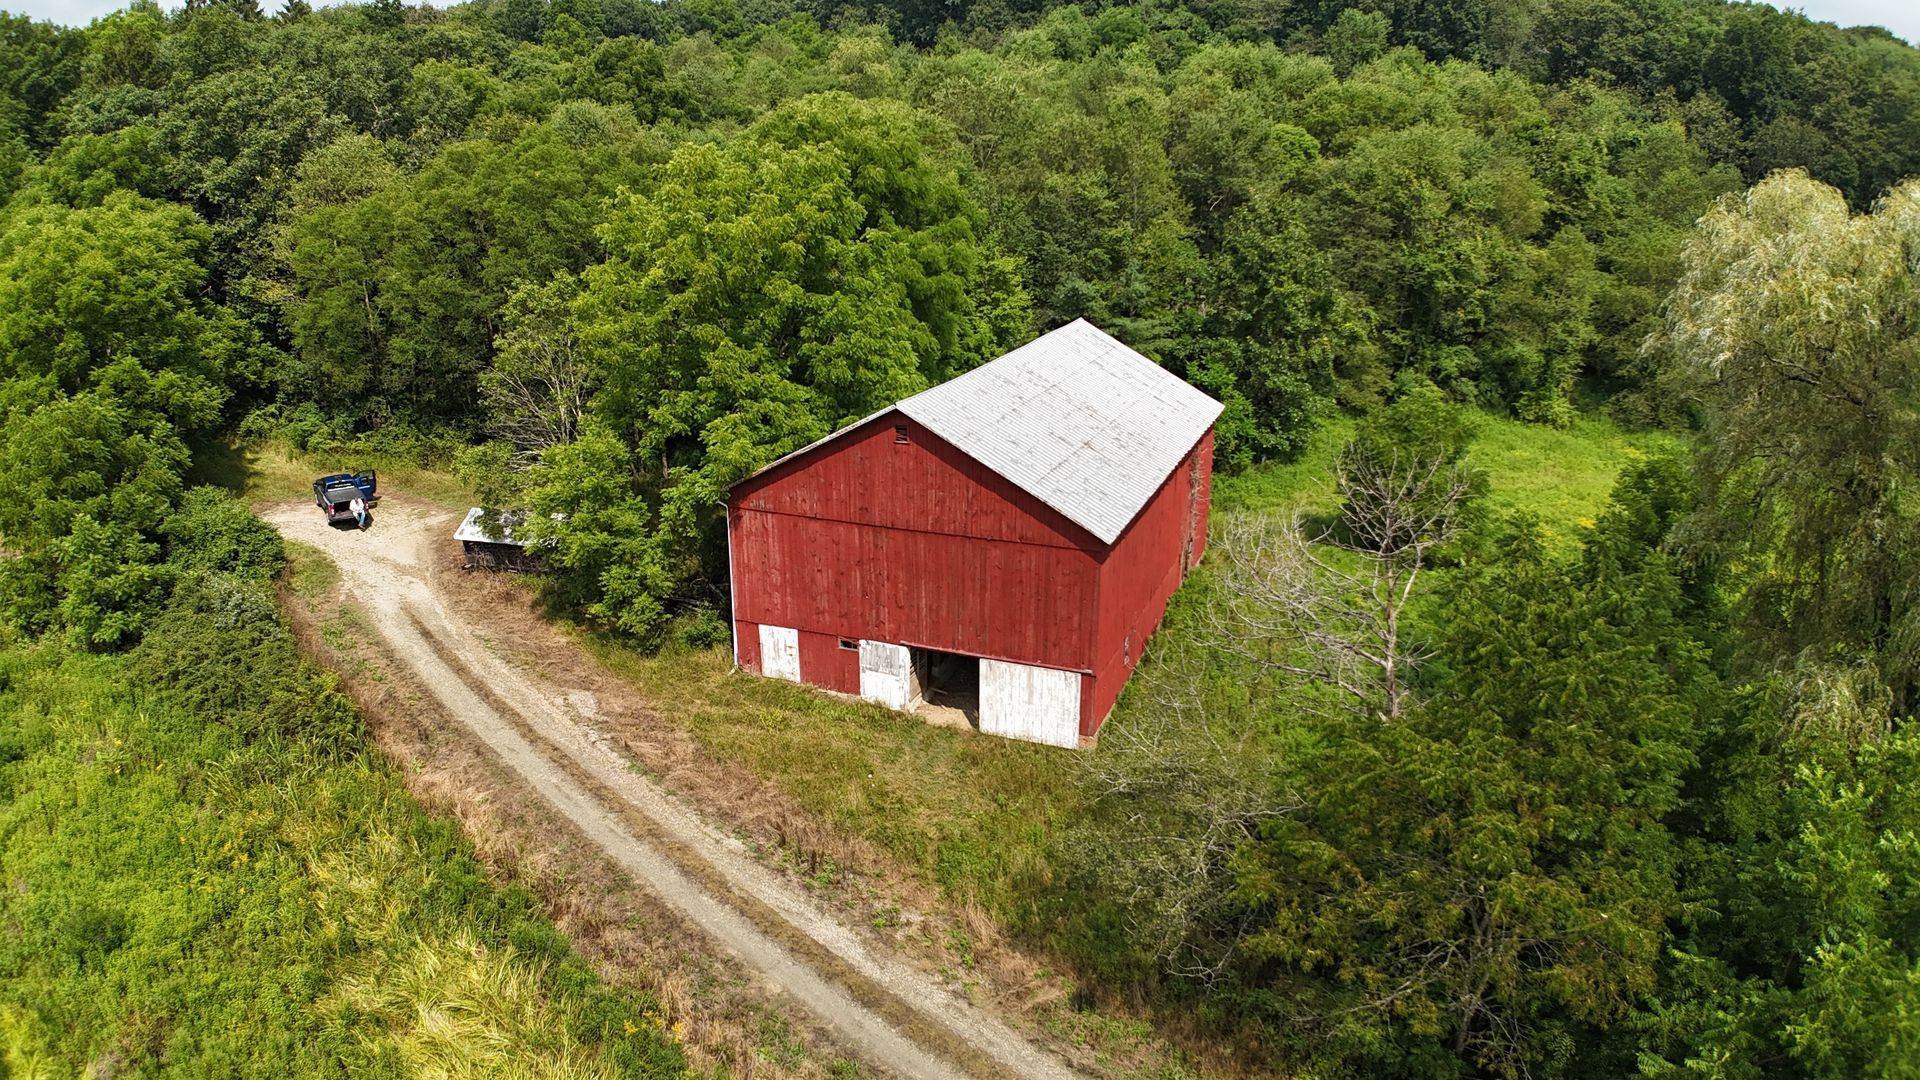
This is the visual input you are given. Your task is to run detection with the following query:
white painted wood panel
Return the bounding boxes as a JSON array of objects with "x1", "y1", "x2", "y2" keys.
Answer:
[
  {"x1": 758, "y1": 624, "x2": 801, "y2": 682},
  {"x1": 858, "y1": 640, "x2": 919, "y2": 710},
  {"x1": 978, "y1": 659, "x2": 1080, "y2": 748}
]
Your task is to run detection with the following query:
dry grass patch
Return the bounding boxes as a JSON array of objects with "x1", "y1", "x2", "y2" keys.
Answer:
[
  {"x1": 278, "y1": 576, "x2": 868, "y2": 1079},
  {"x1": 585, "y1": 642, "x2": 1077, "y2": 918}
]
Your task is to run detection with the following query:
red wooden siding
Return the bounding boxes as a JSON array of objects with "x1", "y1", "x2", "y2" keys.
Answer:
[
  {"x1": 726, "y1": 620, "x2": 859, "y2": 694},
  {"x1": 799, "y1": 630, "x2": 859, "y2": 694},
  {"x1": 1188, "y1": 429, "x2": 1215, "y2": 569},
  {"x1": 735, "y1": 414, "x2": 1095, "y2": 551},
  {"x1": 730, "y1": 415, "x2": 1102, "y2": 675},
  {"x1": 729, "y1": 407, "x2": 1216, "y2": 743},
  {"x1": 735, "y1": 618, "x2": 761, "y2": 671},
  {"x1": 1083, "y1": 431, "x2": 1215, "y2": 733}
]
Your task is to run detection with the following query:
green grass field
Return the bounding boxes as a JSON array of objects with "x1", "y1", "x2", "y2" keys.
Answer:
[
  {"x1": 586, "y1": 640, "x2": 1077, "y2": 918},
  {"x1": 1216, "y1": 409, "x2": 1681, "y2": 548},
  {"x1": 1472, "y1": 414, "x2": 1682, "y2": 545}
]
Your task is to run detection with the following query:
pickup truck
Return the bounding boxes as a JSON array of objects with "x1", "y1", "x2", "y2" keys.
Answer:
[{"x1": 312, "y1": 471, "x2": 378, "y2": 528}]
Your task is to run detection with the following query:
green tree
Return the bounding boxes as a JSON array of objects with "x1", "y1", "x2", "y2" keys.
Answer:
[
  {"x1": 1334, "y1": 381, "x2": 1491, "y2": 564},
  {"x1": 81, "y1": 7, "x2": 170, "y2": 91},
  {"x1": 0, "y1": 12, "x2": 86, "y2": 148},
  {"x1": 1649, "y1": 692, "x2": 1920, "y2": 1079},
  {"x1": 0, "y1": 193, "x2": 247, "y2": 413},
  {"x1": 0, "y1": 383, "x2": 186, "y2": 646},
  {"x1": 283, "y1": 104, "x2": 657, "y2": 423},
  {"x1": 0, "y1": 194, "x2": 242, "y2": 644},
  {"x1": 1325, "y1": 7, "x2": 1390, "y2": 76},
  {"x1": 1185, "y1": 183, "x2": 1371, "y2": 466},
  {"x1": 156, "y1": 62, "x2": 345, "y2": 279},
  {"x1": 1233, "y1": 486, "x2": 1710, "y2": 1076},
  {"x1": 481, "y1": 272, "x2": 593, "y2": 464},
  {"x1": 1655, "y1": 170, "x2": 1920, "y2": 720},
  {"x1": 27, "y1": 125, "x2": 172, "y2": 207},
  {"x1": 527, "y1": 94, "x2": 1025, "y2": 640}
]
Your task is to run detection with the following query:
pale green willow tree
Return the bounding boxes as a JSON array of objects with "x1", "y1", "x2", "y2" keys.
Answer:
[
  {"x1": 1655, "y1": 170, "x2": 1920, "y2": 725},
  {"x1": 527, "y1": 94, "x2": 1029, "y2": 642}
]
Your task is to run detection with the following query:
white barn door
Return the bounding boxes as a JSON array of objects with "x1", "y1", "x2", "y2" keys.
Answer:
[
  {"x1": 978, "y1": 659, "x2": 1080, "y2": 748},
  {"x1": 858, "y1": 640, "x2": 920, "y2": 709},
  {"x1": 758, "y1": 625, "x2": 801, "y2": 682}
]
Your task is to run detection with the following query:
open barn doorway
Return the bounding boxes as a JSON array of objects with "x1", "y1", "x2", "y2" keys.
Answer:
[{"x1": 910, "y1": 647, "x2": 979, "y2": 729}]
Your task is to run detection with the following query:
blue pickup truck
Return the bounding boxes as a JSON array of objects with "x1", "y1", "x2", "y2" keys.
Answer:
[{"x1": 312, "y1": 471, "x2": 378, "y2": 528}]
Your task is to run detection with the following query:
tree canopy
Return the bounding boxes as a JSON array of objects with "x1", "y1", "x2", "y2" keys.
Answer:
[
  {"x1": 527, "y1": 92, "x2": 1026, "y2": 640},
  {"x1": 0, "y1": 0, "x2": 1918, "y2": 1074}
]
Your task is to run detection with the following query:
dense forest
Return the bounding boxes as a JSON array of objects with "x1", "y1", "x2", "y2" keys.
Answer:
[{"x1": 0, "y1": 0, "x2": 1917, "y2": 1074}]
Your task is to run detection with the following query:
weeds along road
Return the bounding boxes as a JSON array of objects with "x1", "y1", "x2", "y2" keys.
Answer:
[{"x1": 264, "y1": 499, "x2": 1083, "y2": 1080}]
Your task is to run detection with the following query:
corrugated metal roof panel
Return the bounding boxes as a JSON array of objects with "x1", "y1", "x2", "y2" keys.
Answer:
[
  {"x1": 897, "y1": 319, "x2": 1222, "y2": 544},
  {"x1": 453, "y1": 507, "x2": 560, "y2": 546},
  {"x1": 731, "y1": 320, "x2": 1222, "y2": 546}
]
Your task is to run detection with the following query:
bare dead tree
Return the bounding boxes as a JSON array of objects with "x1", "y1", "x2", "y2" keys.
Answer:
[
  {"x1": 1072, "y1": 446, "x2": 1471, "y2": 988},
  {"x1": 481, "y1": 276, "x2": 593, "y2": 466},
  {"x1": 1074, "y1": 644, "x2": 1303, "y2": 981},
  {"x1": 1203, "y1": 449, "x2": 1471, "y2": 723}
]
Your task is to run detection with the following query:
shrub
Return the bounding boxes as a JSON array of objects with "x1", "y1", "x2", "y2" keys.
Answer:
[
  {"x1": 130, "y1": 575, "x2": 361, "y2": 756},
  {"x1": 162, "y1": 487, "x2": 284, "y2": 583},
  {"x1": 56, "y1": 905, "x2": 130, "y2": 968},
  {"x1": 666, "y1": 606, "x2": 729, "y2": 652}
]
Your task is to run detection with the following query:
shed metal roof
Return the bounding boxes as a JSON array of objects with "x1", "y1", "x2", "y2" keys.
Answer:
[
  {"x1": 738, "y1": 319, "x2": 1222, "y2": 546},
  {"x1": 453, "y1": 507, "x2": 559, "y2": 547},
  {"x1": 894, "y1": 319, "x2": 1221, "y2": 544}
]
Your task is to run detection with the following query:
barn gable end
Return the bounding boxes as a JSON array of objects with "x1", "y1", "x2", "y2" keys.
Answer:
[
  {"x1": 729, "y1": 413, "x2": 1102, "y2": 676},
  {"x1": 733, "y1": 412, "x2": 1097, "y2": 552}
]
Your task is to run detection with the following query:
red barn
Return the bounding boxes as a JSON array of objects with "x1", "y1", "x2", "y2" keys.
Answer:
[{"x1": 726, "y1": 320, "x2": 1222, "y2": 748}]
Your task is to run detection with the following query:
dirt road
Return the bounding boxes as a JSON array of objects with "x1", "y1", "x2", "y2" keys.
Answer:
[{"x1": 265, "y1": 499, "x2": 1082, "y2": 1080}]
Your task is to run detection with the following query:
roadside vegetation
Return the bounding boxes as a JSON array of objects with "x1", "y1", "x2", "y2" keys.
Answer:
[
  {"x1": 0, "y1": 0, "x2": 1917, "y2": 1076},
  {"x1": 0, "y1": 492, "x2": 686, "y2": 1077}
]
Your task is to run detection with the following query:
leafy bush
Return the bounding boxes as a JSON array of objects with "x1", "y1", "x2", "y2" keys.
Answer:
[
  {"x1": 666, "y1": 606, "x2": 730, "y2": 652},
  {"x1": 162, "y1": 486, "x2": 284, "y2": 581},
  {"x1": 130, "y1": 574, "x2": 362, "y2": 755}
]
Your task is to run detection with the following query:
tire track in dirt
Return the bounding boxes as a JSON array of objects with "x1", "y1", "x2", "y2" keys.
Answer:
[{"x1": 265, "y1": 500, "x2": 1082, "y2": 1080}]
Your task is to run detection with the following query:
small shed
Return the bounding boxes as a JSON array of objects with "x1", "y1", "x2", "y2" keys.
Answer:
[
  {"x1": 726, "y1": 319, "x2": 1223, "y2": 748},
  {"x1": 454, "y1": 508, "x2": 550, "y2": 572}
]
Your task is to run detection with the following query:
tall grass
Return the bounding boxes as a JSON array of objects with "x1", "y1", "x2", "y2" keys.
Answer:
[
  {"x1": 0, "y1": 568, "x2": 686, "y2": 1075},
  {"x1": 1214, "y1": 410, "x2": 1677, "y2": 540},
  {"x1": 585, "y1": 641, "x2": 1078, "y2": 921},
  {"x1": 330, "y1": 930, "x2": 629, "y2": 1080},
  {"x1": 191, "y1": 427, "x2": 480, "y2": 510},
  {"x1": 1470, "y1": 413, "x2": 1682, "y2": 545}
]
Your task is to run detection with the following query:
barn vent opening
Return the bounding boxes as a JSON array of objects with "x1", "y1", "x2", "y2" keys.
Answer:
[
  {"x1": 910, "y1": 647, "x2": 978, "y2": 727},
  {"x1": 894, "y1": 424, "x2": 910, "y2": 444}
]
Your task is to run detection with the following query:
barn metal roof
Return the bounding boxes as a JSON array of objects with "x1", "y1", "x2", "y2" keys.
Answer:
[
  {"x1": 735, "y1": 320, "x2": 1222, "y2": 545},
  {"x1": 895, "y1": 319, "x2": 1222, "y2": 545}
]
